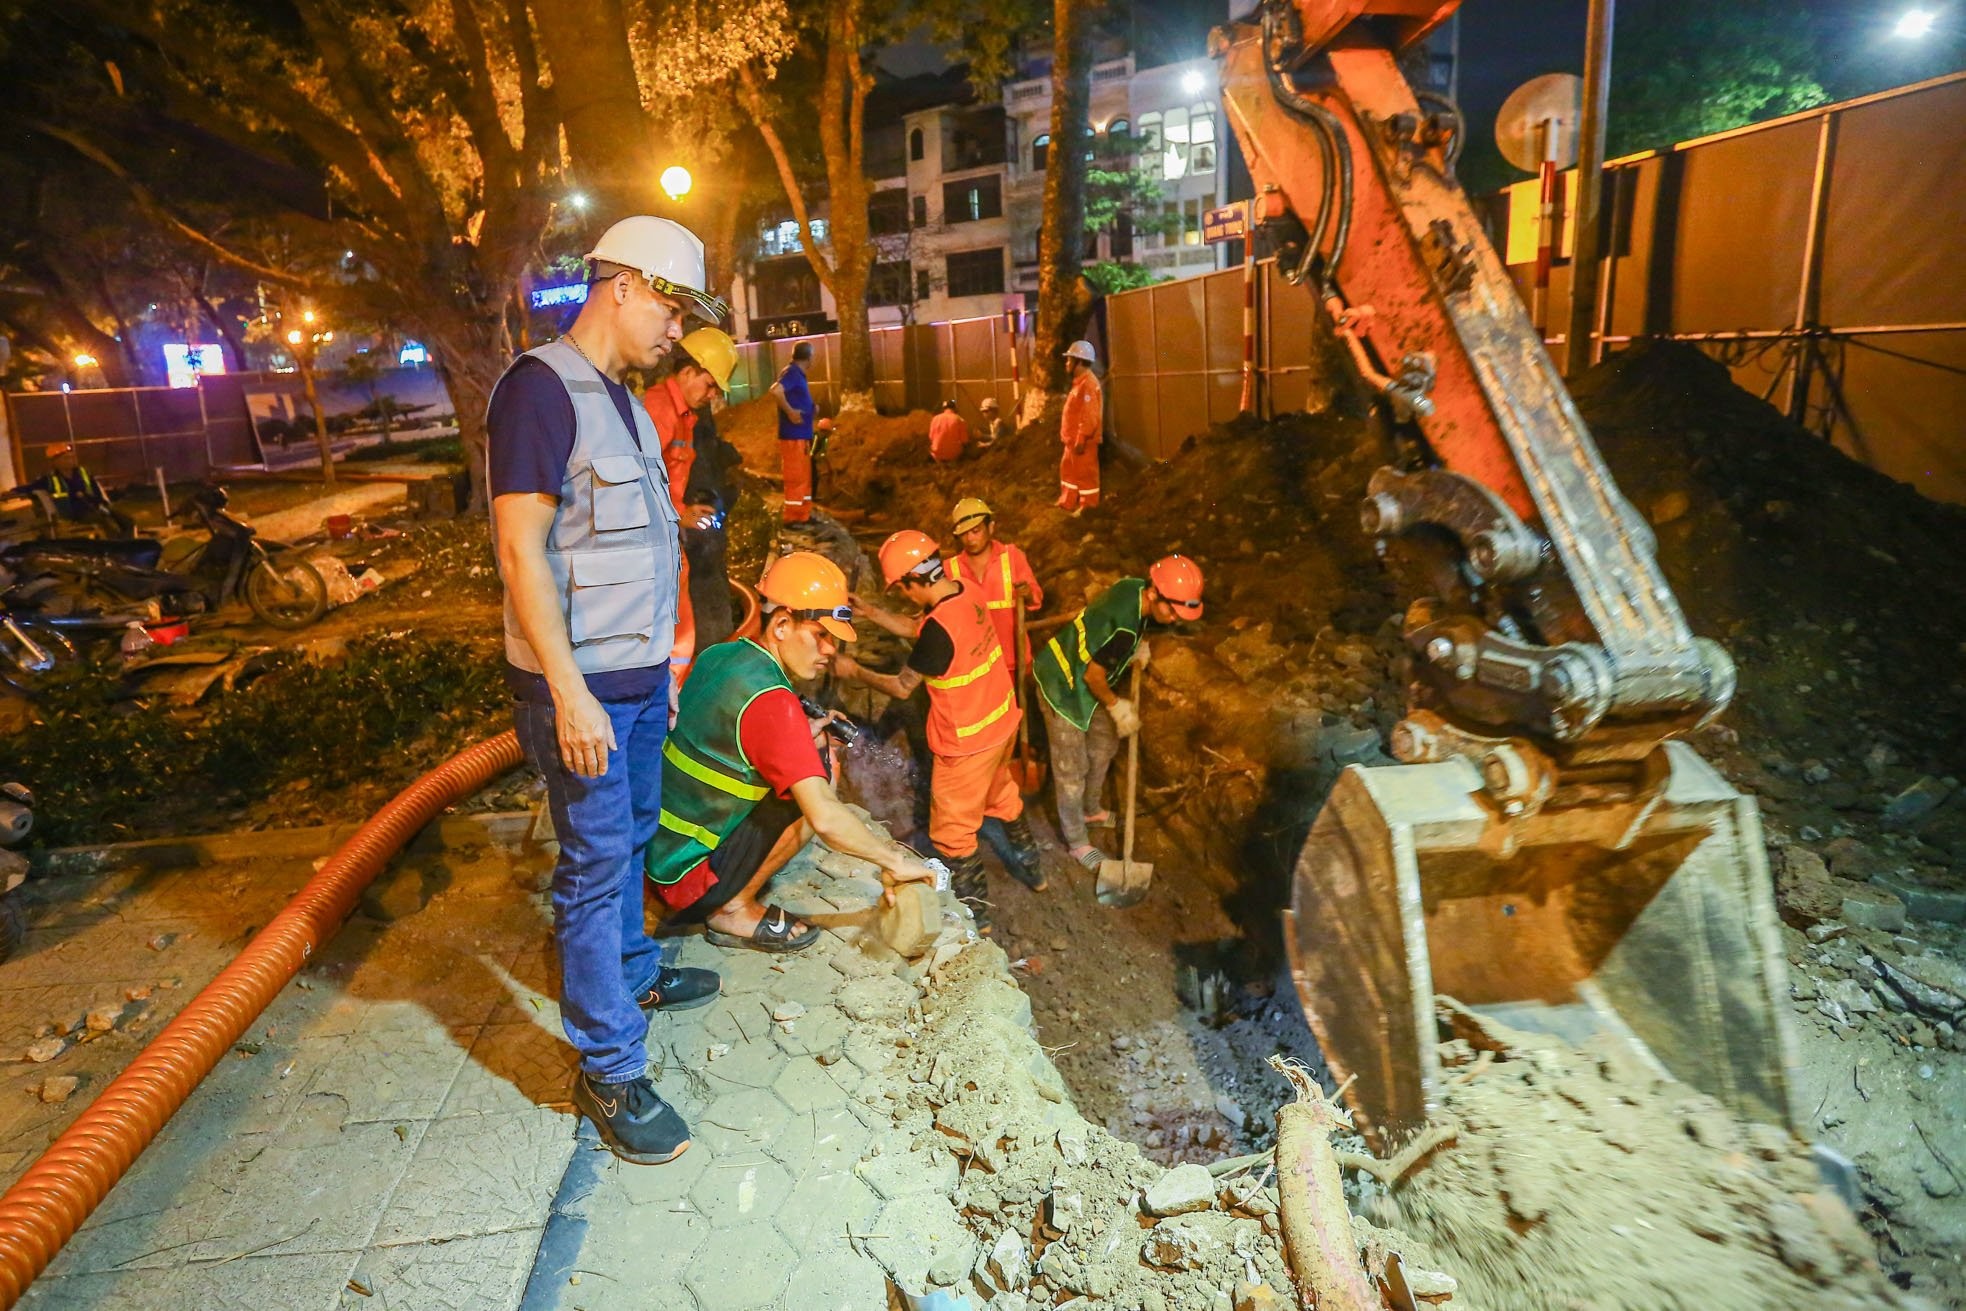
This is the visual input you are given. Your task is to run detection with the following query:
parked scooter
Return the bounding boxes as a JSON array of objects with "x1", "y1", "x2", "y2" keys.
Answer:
[{"x1": 1, "y1": 486, "x2": 328, "y2": 630}]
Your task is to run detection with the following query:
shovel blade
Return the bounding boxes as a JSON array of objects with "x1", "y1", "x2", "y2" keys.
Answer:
[{"x1": 1095, "y1": 858, "x2": 1153, "y2": 907}]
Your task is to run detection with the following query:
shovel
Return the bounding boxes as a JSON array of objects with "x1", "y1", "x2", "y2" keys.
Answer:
[
  {"x1": 1096, "y1": 661, "x2": 1153, "y2": 908},
  {"x1": 1009, "y1": 606, "x2": 1047, "y2": 795}
]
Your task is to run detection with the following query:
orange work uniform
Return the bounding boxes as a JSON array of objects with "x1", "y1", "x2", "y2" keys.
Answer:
[
  {"x1": 928, "y1": 410, "x2": 969, "y2": 462},
  {"x1": 1057, "y1": 369, "x2": 1102, "y2": 510},
  {"x1": 915, "y1": 580, "x2": 1023, "y2": 858},
  {"x1": 641, "y1": 376, "x2": 697, "y2": 691},
  {"x1": 945, "y1": 539, "x2": 1043, "y2": 671}
]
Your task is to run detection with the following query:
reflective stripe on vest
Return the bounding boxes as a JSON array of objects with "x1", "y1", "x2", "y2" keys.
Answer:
[
  {"x1": 663, "y1": 737, "x2": 769, "y2": 801},
  {"x1": 950, "y1": 548, "x2": 1017, "y2": 611},
  {"x1": 922, "y1": 580, "x2": 1018, "y2": 756},
  {"x1": 657, "y1": 809, "x2": 725, "y2": 851}
]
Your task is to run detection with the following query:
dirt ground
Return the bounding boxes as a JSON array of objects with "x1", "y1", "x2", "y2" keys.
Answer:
[{"x1": 715, "y1": 340, "x2": 1966, "y2": 1307}]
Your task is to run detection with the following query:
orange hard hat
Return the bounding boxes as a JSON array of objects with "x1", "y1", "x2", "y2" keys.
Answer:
[
  {"x1": 815, "y1": 417, "x2": 834, "y2": 432},
  {"x1": 759, "y1": 551, "x2": 856, "y2": 641},
  {"x1": 44, "y1": 442, "x2": 74, "y2": 459},
  {"x1": 878, "y1": 529, "x2": 942, "y2": 587},
  {"x1": 1149, "y1": 554, "x2": 1205, "y2": 618}
]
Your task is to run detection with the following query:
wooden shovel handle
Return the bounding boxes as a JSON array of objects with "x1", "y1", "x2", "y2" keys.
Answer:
[{"x1": 1120, "y1": 660, "x2": 1142, "y2": 866}]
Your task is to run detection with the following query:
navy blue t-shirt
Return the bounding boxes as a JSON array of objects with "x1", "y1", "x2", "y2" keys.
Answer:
[{"x1": 487, "y1": 355, "x2": 665, "y2": 704}]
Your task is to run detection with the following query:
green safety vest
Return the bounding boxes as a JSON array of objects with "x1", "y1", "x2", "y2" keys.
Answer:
[
  {"x1": 1034, "y1": 578, "x2": 1146, "y2": 732},
  {"x1": 645, "y1": 638, "x2": 794, "y2": 886}
]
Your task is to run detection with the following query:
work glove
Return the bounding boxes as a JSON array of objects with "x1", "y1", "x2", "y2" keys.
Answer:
[{"x1": 1107, "y1": 697, "x2": 1141, "y2": 739}]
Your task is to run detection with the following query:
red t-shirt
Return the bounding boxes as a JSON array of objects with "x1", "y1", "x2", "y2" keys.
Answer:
[{"x1": 655, "y1": 686, "x2": 827, "y2": 909}]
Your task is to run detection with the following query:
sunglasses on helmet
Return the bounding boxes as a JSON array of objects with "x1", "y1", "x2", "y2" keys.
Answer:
[{"x1": 788, "y1": 605, "x2": 854, "y2": 624}]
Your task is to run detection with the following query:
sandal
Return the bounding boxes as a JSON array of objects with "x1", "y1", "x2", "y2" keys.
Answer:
[
  {"x1": 1083, "y1": 810, "x2": 1114, "y2": 827},
  {"x1": 704, "y1": 904, "x2": 821, "y2": 954},
  {"x1": 1068, "y1": 844, "x2": 1108, "y2": 871}
]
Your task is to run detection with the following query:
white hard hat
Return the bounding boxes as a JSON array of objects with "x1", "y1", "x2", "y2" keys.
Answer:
[
  {"x1": 1064, "y1": 340, "x2": 1098, "y2": 364},
  {"x1": 585, "y1": 216, "x2": 728, "y2": 322}
]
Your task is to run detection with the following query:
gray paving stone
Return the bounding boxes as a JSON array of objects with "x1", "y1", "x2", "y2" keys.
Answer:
[
  {"x1": 345, "y1": 1227, "x2": 541, "y2": 1310},
  {"x1": 192, "y1": 1117, "x2": 421, "y2": 1260},
  {"x1": 794, "y1": 1105, "x2": 876, "y2": 1176},
  {"x1": 612, "y1": 1136, "x2": 713, "y2": 1208},
  {"x1": 688, "y1": 1153, "x2": 794, "y2": 1225},
  {"x1": 373, "y1": 1109, "x2": 574, "y2": 1245},
  {"x1": 675, "y1": 1028, "x2": 782, "y2": 1090},
  {"x1": 694, "y1": 1087, "x2": 791, "y2": 1155},
  {"x1": 444, "y1": 1020, "x2": 576, "y2": 1116},
  {"x1": 770, "y1": 1003, "x2": 849, "y2": 1058},
  {"x1": 772, "y1": 1058, "x2": 852, "y2": 1114},
  {"x1": 786, "y1": 1238, "x2": 894, "y2": 1311},
  {"x1": 765, "y1": 954, "x2": 841, "y2": 1004},
  {"x1": 715, "y1": 951, "x2": 783, "y2": 996},
  {"x1": 21, "y1": 1252, "x2": 355, "y2": 1311},
  {"x1": 864, "y1": 1194, "x2": 973, "y2": 1295},
  {"x1": 841, "y1": 1028, "x2": 900, "y2": 1078},
  {"x1": 546, "y1": 1199, "x2": 710, "y2": 1308},
  {"x1": 856, "y1": 1143, "x2": 959, "y2": 1201},
  {"x1": 682, "y1": 1220, "x2": 795, "y2": 1310},
  {"x1": 772, "y1": 1167, "x2": 879, "y2": 1248},
  {"x1": 308, "y1": 1023, "x2": 473, "y2": 1123}
]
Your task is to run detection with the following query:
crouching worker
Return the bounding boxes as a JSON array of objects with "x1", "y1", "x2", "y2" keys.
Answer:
[
  {"x1": 1035, "y1": 555, "x2": 1204, "y2": 870},
  {"x1": 837, "y1": 531, "x2": 1045, "y2": 934},
  {"x1": 647, "y1": 551, "x2": 939, "y2": 954}
]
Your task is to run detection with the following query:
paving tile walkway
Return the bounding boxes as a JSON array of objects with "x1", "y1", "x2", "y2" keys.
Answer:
[{"x1": 2, "y1": 824, "x2": 966, "y2": 1311}]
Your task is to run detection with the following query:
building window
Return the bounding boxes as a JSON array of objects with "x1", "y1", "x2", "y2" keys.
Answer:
[
  {"x1": 868, "y1": 261, "x2": 913, "y2": 307},
  {"x1": 945, "y1": 248, "x2": 1006, "y2": 298},
  {"x1": 910, "y1": 127, "x2": 925, "y2": 161},
  {"x1": 942, "y1": 176, "x2": 1003, "y2": 225},
  {"x1": 1191, "y1": 109, "x2": 1217, "y2": 175},
  {"x1": 916, "y1": 269, "x2": 932, "y2": 301},
  {"x1": 1032, "y1": 133, "x2": 1050, "y2": 171},
  {"x1": 1181, "y1": 192, "x2": 1217, "y2": 246},
  {"x1": 1136, "y1": 112, "x2": 1163, "y2": 177},
  {"x1": 757, "y1": 217, "x2": 829, "y2": 259},
  {"x1": 911, "y1": 195, "x2": 928, "y2": 227},
  {"x1": 868, "y1": 189, "x2": 909, "y2": 237},
  {"x1": 1162, "y1": 106, "x2": 1192, "y2": 180}
]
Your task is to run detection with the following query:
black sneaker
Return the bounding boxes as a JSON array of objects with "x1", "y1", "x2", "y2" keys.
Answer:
[
  {"x1": 635, "y1": 966, "x2": 721, "y2": 1013},
  {"x1": 944, "y1": 852, "x2": 993, "y2": 935},
  {"x1": 1001, "y1": 816, "x2": 1048, "y2": 892},
  {"x1": 572, "y1": 1073, "x2": 691, "y2": 1165}
]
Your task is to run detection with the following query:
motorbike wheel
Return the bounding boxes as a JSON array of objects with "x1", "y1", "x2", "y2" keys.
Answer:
[
  {"x1": 0, "y1": 895, "x2": 22, "y2": 966},
  {"x1": 0, "y1": 618, "x2": 79, "y2": 695},
  {"x1": 245, "y1": 555, "x2": 329, "y2": 629}
]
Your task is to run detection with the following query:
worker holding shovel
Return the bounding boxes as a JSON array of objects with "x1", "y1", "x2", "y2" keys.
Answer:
[
  {"x1": 1034, "y1": 556, "x2": 1205, "y2": 874},
  {"x1": 840, "y1": 530, "x2": 1046, "y2": 934}
]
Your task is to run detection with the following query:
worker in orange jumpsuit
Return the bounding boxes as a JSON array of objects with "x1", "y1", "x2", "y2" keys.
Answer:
[
  {"x1": 1057, "y1": 339, "x2": 1102, "y2": 514},
  {"x1": 945, "y1": 496, "x2": 1042, "y2": 671},
  {"x1": 928, "y1": 399, "x2": 969, "y2": 462},
  {"x1": 770, "y1": 341, "x2": 817, "y2": 524},
  {"x1": 837, "y1": 531, "x2": 1046, "y2": 933},
  {"x1": 642, "y1": 327, "x2": 737, "y2": 703}
]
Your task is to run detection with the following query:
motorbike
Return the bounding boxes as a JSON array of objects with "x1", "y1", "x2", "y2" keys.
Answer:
[{"x1": 1, "y1": 486, "x2": 328, "y2": 631}]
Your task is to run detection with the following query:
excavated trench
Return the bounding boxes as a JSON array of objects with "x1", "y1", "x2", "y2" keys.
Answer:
[{"x1": 715, "y1": 341, "x2": 1966, "y2": 1307}]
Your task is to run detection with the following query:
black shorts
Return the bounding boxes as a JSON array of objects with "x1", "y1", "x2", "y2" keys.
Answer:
[{"x1": 666, "y1": 795, "x2": 803, "y2": 924}]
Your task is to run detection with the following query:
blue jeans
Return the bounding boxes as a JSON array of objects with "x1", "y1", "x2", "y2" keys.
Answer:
[{"x1": 514, "y1": 671, "x2": 671, "y2": 1085}]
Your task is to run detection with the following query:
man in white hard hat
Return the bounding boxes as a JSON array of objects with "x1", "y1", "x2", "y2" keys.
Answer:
[
  {"x1": 976, "y1": 395, "x2": 1006, "y2": 449},
  {"x1": 488, "y1": 215, "x2": 730, "y2": 1167},
  {"x1": 1057, "y1": 339, "x2": 1103, "y2": 515}
]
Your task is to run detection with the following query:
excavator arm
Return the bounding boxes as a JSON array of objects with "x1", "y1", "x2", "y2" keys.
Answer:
[{"x1": 1215, "y1": 0, "x2": 1801, "y2": 1147}]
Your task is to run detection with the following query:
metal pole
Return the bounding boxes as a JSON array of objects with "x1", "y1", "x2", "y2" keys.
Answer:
[
  {"x1": 1564, "y1": 0, "x2": 1614, "y2": 376},
  {"x1": 1787, "y1": 110, "x2": 1838, "y2": 422},
  {"x1": 1239, "y1": 249, "x2": 1256, "y2": 414},
  {"x1": 1532, "y1": 121, "x2": 1557, "y2": 335}
]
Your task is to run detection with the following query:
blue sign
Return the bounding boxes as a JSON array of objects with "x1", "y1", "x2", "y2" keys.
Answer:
[{"x1": 529, "y1": 282, "x2": 589, "y2": 311}]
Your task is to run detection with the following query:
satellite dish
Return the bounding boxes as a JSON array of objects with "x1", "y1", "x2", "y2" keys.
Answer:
[{"x1": 1495, "y1": 73, "x2": 1583, "y2": 173}]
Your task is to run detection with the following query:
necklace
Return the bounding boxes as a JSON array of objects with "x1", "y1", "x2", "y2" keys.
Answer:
[{"x1": 562, "y1": 332, "x2": 607, "y2": 378}]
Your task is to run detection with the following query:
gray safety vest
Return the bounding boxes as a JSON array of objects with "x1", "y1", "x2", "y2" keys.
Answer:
[{"x1": 492, "y1": 339, "x2": 681, "y2": 677}]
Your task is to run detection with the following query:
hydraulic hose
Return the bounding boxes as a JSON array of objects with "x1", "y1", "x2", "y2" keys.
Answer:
[
  {"x1": 0, "y1": 730, "x2": 524, "y2": 1306},
  {"x1": 1260, "y1": 0, "x2": 1353, "y2": 291}
]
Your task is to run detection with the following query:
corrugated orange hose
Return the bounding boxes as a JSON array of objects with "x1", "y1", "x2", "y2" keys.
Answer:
[{"x1": 0, "y1": 730, "x2": 523, "y2": 1305}]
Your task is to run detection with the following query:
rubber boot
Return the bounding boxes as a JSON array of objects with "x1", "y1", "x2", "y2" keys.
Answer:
[
  {"x1": 939, "y1": 848, "x2": 991, "y2": 935},
  {"x1": 981, "y1": 815, "x2": 1047, "y2": 892}
]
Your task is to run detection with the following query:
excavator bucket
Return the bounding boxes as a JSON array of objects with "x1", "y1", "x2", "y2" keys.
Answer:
[{"x1": 1284, "y1": 743, "x2": 1803, "y2": 1151}]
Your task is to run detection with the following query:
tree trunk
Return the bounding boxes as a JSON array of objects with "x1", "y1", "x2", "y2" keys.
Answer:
[
  {"x1": 299, "y1": 355, "x2": 336, "y2": 483},
  {"x1": 418, "y1": 300, "x2": 512, "y2": 514},
  {"x1": 196, "y1": 292, "x2": 249, "y2": 371},
  {"x1": 1028, "y1": 0, "x2": 1102, "y2": 416},
  {"x1": 527, "y1": 0, "x2": 658, "y2": 225}
]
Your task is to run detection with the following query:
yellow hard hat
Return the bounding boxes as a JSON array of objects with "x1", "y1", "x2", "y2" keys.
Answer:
[
  {"x1": 678, "y1": 327, "x2": 738, "y2": 392},
  {"x1": 951, "y1": 497, "x2": 992, "y2": 532}
]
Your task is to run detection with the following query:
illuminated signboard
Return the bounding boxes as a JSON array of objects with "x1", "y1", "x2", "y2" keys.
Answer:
[
  {"x1": 163, "y1": 343, "x2": 228, "y2": 389},
  {"x1": 529, "y1": 282, "x2": 589, "y2": 311},
  {"x1": 399, "y1": 341, "x2": 429, "y2": 366},
  {"x1": 1201, "y1": 201, "x2": 1248, "y2": 245}
]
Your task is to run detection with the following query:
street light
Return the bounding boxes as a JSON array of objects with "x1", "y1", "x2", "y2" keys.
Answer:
[
  {"x1": 1894, "y1": 7, "x2": 1937, "y2": 36},
  {"x1": 72, "y1": 353, "x2": 97, "y2": 368},
  {"x1": 283, "y1": 312, "x2": 336, "y2": 484},
  {"x1": 568, "y1": 190, "x2": 590, "y2": 212},
  {"x1": 660, "y1": 165, "x2": 693, "y2": 201},
  {"x1": 1180, "y1": 69, "x2": 1207, "y2": 97}
]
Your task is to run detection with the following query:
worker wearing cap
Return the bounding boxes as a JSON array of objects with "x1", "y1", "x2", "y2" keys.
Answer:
[
  {"x1": 976, "y1": 396, "x2": 1007, "y2": 448},
  {"x1": 1057, "y1": 340, "x2": 1102, "y2": 514},
  {"x1": 1035, "y1": 556, "x2": 1205, "y2": 869},
  {"x1": 488, "y1": 215, "x2": 728, "y2": 1167},
  {"x1": 810, "y1": 416, "x2": 835, "y2": 509},
  {"x1": 643, "y1": 327, "x2": 738, "y2": 702},
  {"x1": 647, "y1": 551, "x2": 937, "y2": 951},
  {"x1": 928, "y1": 399, "x2": 969, "y2": 463},
  {"x1": 945, "y1": 497, "x2": 1042, "y2": 670},
  {"x1": 838, "y1": 531, "x2": 1046, "y2": 933},
  {"x1": 14, "y1": 443, "x2": 134, "y2": 537},
  {"x1": 770, "y1": 342, "x2": 817, "y2": 523}
]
